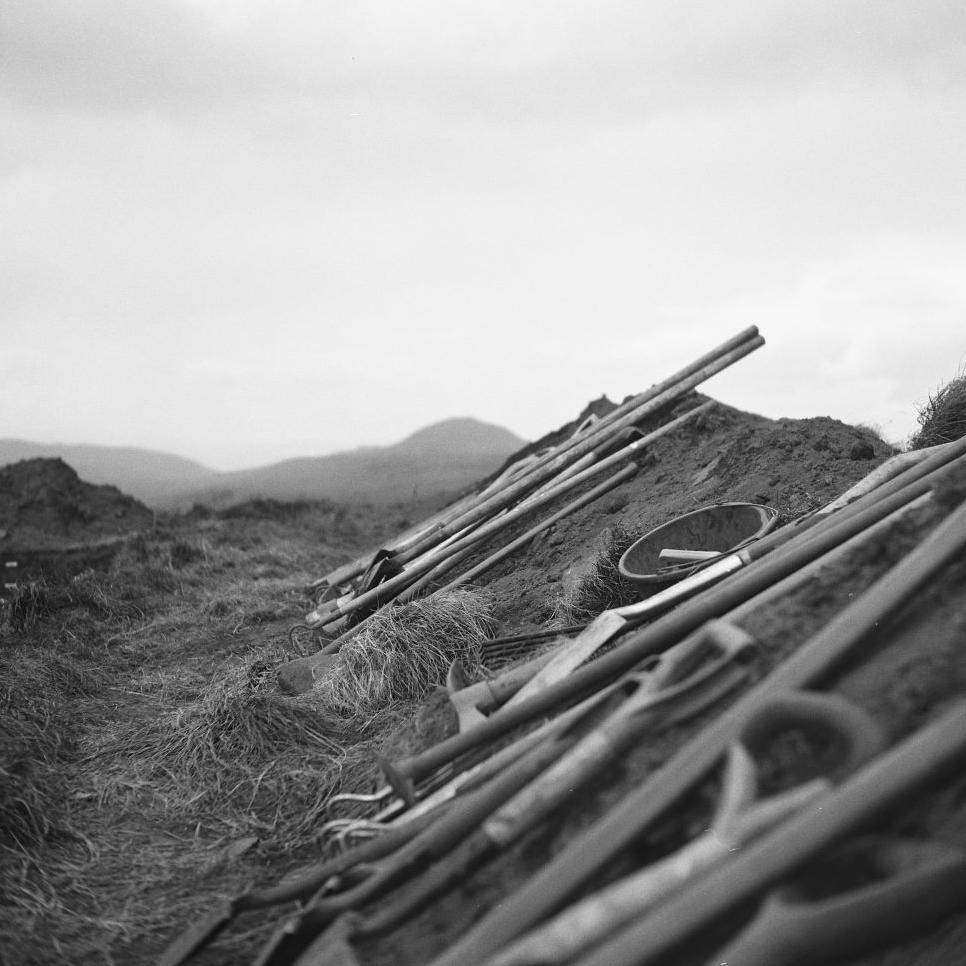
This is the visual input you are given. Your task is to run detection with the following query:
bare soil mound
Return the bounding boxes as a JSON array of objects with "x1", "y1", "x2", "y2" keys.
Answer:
[
  {"x1": 324, "y1": 402, "x2": 966, "y2": 966},
  {"x1": 470, "y1": 399, "x2": 892, "y2": 632},
  {"x1": 0, "y1": 458, "x2": 153, "y2": 549}
]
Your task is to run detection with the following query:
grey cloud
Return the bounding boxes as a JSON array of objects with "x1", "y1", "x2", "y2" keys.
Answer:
[
  {"x1": 3, "y1": 1, "x2": 964, "y2": 120},
  {"x1": 0, "y1": 0, "x2": 274, "y2": 111},
  {"x1": 405, "y1": 0, "x2": 966, "y2": 120},
  {"x1": 277, "y1": 1, "x2": 966, "y2": 121}
]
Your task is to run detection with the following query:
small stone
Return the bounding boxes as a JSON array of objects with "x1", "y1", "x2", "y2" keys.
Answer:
[
  {"x1": 276, "y1": 657, "x2": 317, "y2": 695},
  {"x1": 224, "y1": 836, "x2": 259, "y2": 864},
  {"x1": 850, "y1": 441, "x2": 875, "y2": 460},
  {"x1": 277, "y1": 652, "x2": 341, "y2": 695},
  {"x1": 692, "y1": 454, "x2": 723, "y2": 486}
]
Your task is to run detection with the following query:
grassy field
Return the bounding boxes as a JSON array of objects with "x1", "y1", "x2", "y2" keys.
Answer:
[{"x1": 0, "y1": 497, "x2": 484, "y2": 965}]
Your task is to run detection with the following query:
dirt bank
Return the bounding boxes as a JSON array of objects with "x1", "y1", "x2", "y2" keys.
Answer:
[{"x1": 0, "y1": 458, "x2": 153, "y2": 550}]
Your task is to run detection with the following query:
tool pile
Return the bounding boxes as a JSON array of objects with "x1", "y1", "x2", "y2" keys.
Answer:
[
  {"x1": 303, "y1": 330, "x2": 761, "y2": 630},
  {"x1": 161, "y1": 331, "x2": 966, "y2": 966}
]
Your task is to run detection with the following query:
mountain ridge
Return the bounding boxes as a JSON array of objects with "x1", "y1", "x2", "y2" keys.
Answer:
[{"x1": 0, "y1": 417, "x2": 527, "y2": 511}]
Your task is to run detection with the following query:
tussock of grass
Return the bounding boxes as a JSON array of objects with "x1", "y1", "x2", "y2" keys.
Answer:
[
  {"x1": 0, "y1": 713, "x2": 65, "y2": 852},
  {"x1": 107, "y1": 659, "x2": 348, "y2": 849},
  {"x1": 0, "y1": 648, "x2": 98, "y2": 853},
  {"x1": 0, "y1": 821, "x2": 277, "y2": 964},
  {"x1": 136, "y1": 684, "x2": 344, "y2": 771},
  {"x1": 315, "y1": 588, "x2": 495, "y2": 718},
  {"x1": 0, "y1": 502, "x2": 484, "y2": 961},
  {"x1": 6, "y1": 579, "x2": 52, "y2": 632},
  {"x1": 912, "y1": 371, "x2": 966, "y2": 450},
  {"x1": 66, "y1": 568, "x2": 146, "y2": 620},
  {"x1": 4, "y1": 551, "x2": 176, "y2": 637},
  {"x1": 1, "y1": 648, "x2": 99, "y2": 957},
  {"x1": 552, "y1": 524, "x2": 641, "y2": 625},
  {"x1": 0, "y1": 839, "x2": 115, "y2": 965},
  {"x1": 0, "y1": 504, "x2": 395, "y2": 962},
  {"x1": 169, "y1": 537, "x2": 207, "y2": 569}
]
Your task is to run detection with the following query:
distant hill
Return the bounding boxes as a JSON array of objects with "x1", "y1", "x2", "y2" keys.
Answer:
[
  {"x1": 177, "y1": 418, "x2": 527, "y2": 511},
  {"x1": 0, "y1": 418, "x2": 527, "y2": 511},
  {"x1": 0, "y1": 440, "x2": 215, "y2": 509},
  {"x1": 392, "y1": 418, "x2": 523, "y2": 456}
]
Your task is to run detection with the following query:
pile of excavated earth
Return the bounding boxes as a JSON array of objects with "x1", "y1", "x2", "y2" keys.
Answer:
[
  {"x1": 458, "y1": 401, "x2": 889, "y2": 633},
  {"x1": 0, "y1": 457, "x2": 153, "y2": 550},
  {"x1": 7, "y1": 328, "x2": 966, "y2": 966},
  {"x1": 156, "y1": 328, "x2": 966, "y2": 966},
  {"x1": 0, "y1": 458, "x2": 155, "y2": 591}
]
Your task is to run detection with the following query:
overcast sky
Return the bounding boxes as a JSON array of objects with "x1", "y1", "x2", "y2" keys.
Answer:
[{"x1": 2, "y1": 1, "x2": 964, "y2": 469}]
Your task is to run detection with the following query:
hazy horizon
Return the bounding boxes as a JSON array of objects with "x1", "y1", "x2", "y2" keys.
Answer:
[
  {"x1": 0, "y1": 413, "x2": 529, "y2": 472},
  {"x1": 3, "y1": 2, "x2": 964, "y2": 469}
]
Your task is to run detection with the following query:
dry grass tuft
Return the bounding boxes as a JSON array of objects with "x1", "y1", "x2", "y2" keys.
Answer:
[
  {"x1": 106, "y1": 658, "x2": 349, "y2": 851},
  {"x1": 0, "y1": 500, "x2": 476, "y2": 962},
  {"x1": 552, "y1": 523, "x2": 640, "y2": 625},
  {"x1": 911, "y1": 371, "x2": 966, "y2": 450},
  {"x1": 5, "y1": 579, "x2": 53, "y2": 632},
  {"x1": 0, "y1": 646, "x2": 105, "y2": 962},
  {"x1": 95, "y1": 593, "x2": 495, "y2": 869},
  {"x1": 0, "y1": 819, "x2": 280, "y2": 964},
  {"x1": 0, "y1": 647, "x2": 98, "y2": 853},
  {"x1": 0, "y1": 714, "x2": 66, "y2": 853},
  {"x1": 314, "y1": 588, "x2": 495, "y2": 718}
]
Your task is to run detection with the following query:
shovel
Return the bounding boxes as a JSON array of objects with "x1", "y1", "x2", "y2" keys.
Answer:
[
  {"x1": 486, "y1": 690, "x2": 883, "y2": 966},
  {"x1": 384, "y1": 437, "x2": 966, "y2": 798},
  {"x1": 267, "y1": 622, "x2": 756, "y2": 966},
  {"x1": 446, "y1": 650, "x2": 558, "y2": 732},
  {"x1": 344, "y1": 622, "x2": 756, "y2": 946},
  {"x1": 503, "y1": 547, "x2": 749, "y2": 709},
  {"x1": 573, "y1": 699, "x2": 966, "y2": 966},
  {"x1": 706, "y1": 836, "x2": 966, "y2": 966},
  {"x1": 249, "y1": 700, "x2": 615, "y2": 966},
  {"x1": 428, "y1": 485, "x2": 966, "y2": 966},
  {"x1": 155, "y1": 797, "x2": 452, "y2": 966}
]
